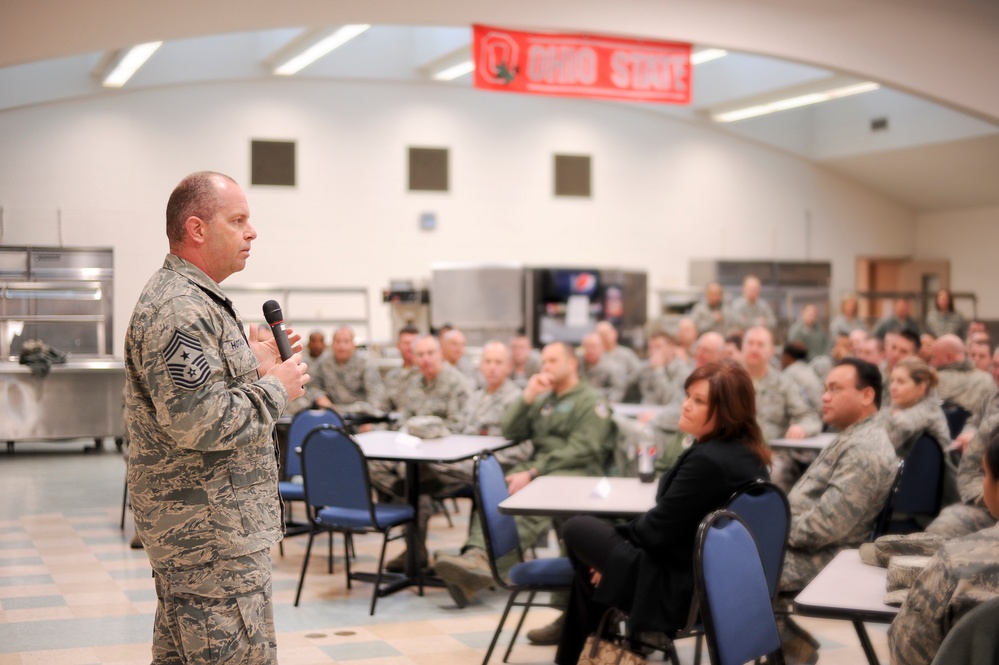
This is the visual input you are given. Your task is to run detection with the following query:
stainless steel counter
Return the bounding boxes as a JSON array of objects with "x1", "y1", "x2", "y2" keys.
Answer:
[{"x1": 0, "y1": 359, "x2": 125, "y2": 448}]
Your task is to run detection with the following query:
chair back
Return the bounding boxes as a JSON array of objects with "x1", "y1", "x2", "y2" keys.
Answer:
[
  {"x1": 695, "y1": 510, "x2": 785, "y2": 665},
  {"x1": 723, "y1": 480, "x2": 790, "y2": 601},
  {"x1": 870, "y1": 459, "x2": 904, "y2": 540},
  {"x1": 894, "y1": 433, "x2": 945, "y2": 517},
  {"x1": 943, "y1": 405, "x2": 971, "y2": 440},
  {"x1": 474, "y1": 452, "x2": 522, "y2": 575},
  {"x1": 286, "y1": 409, "x2": 344, "y2": 477},
  {"x1": 300, "y1": 425, "x2": 374, "y2": 518}
]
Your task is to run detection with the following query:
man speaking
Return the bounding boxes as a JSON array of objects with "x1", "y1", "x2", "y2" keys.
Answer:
[{"x1": 125, "y1": 171, "x2": 309, "y2": 663}]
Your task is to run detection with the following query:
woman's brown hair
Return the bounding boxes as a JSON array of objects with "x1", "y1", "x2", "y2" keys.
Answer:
[
  {"x1": 894, "y1": 356, "x2": 939, "y2": 391},
  {"x1": 683, "y1": 359, "x2": 771, "y2": 466}
]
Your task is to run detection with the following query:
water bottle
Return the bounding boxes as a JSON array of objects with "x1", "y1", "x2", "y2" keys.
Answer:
[{"x1": 638, "y1": 426, "x2": 656, "y2": 483}]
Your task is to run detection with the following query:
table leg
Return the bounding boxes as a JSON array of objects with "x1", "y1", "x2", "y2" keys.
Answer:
[{"x1": 853, "y1": 620, "x2": 881, "y2": 665}]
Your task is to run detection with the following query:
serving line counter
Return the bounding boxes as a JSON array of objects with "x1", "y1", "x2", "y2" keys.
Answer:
[{"x1": 0, "y1": 359, "x2": 126, "y2": 452}]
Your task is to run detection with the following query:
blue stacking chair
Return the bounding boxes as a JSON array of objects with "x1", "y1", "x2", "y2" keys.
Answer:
[
  {"x1": 694, "y1": 511, "x2": 786, "y2": 665},
  {"x1": 889, "y1": 433, "x2": 945, "y2": 534},
  {"x1": 475, "y1": 451, "x2": 574, "y2": 665},
  {"x1": 651, "y1": 480, "x2": 790, "y2": 665},
  {"x1": 870, "y1": 460, "x2": 904, "y2": 541},
  {"x1": 294, "y1": 424, "x2": 415, "y2": 615},
  {"x1": 278, "y1": 409, "x2": 345, "y2": 557}
]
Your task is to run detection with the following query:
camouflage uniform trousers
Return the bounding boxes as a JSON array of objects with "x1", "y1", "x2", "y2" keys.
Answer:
[{"x1": 152, "y1": 550, "x2": 276, "y2": 664}]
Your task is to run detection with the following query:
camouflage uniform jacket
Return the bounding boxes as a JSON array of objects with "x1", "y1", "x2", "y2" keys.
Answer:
[
  {"x1": 689, "y1": 297, "x2": 735, "y2": 335},
  {"x1": 634, "y1": 361, "x2": 679, "y2": 406},
  {"x1": 459, "y1": 379, "x2": 521, "y2": 436},
  {"x1": 125, "y1": 254, "x2": 287, "y2": 571},
  {"x1": 829, "y1": 314, "x2": 866, "y2": 337},
  {"x1": 782, "y1": 360, "x2": 825, "y2": 410},
  {"x1": 785, "y1": 415, "x2": 896, "y2": 569},
  {"x1": 937, "y1": 360, "x2": 996, "y2": 421},
  {"x1": 511, "y1": 351, "x2": 542, "y2": 389},
  {"x1": 787, "y1": 321, "x2": 831, "y2": 360},
  {"x1": 924, "y1": 309, "x2": 968, "y2": 339},
  {"x1": 956, "y1": 396, "x2": 999, "y2": 506},
  {"x1": 580, "y1": 356, "x2": 628, "y2": 403},
  {"x1": 398, "y1": 363, "x2": 471, "y2": 432},
  {"x1": 888, "y1": 524, "x2": 999, "y2": 665},
  {"x1": 606, "y1": 344, "x2": 642, "y2": 378},
  {"x1": 873, "y1": 314, "x2": 920, "y2": 339},
  {"x1": 883, "y1": 397, "x2": 953, "y2": 459},
  {"x1": 383, "y1": 365, "x2": 417, "y2": 411},
  {"x1": 752, "y1": 368, "x2": 822, "y2": 442},
  {"x1": 501, "y1": 381, "x2": 612, "y2": 477},
  {"x1": 449, "y1": 356, "x2": 483, "y2": 391},
  {"x1": 731, "y1": 296, "x2": 777, "y2": 331},
  {"x1": 310, "y1": 353, "x2": 386, "y2": 413}
]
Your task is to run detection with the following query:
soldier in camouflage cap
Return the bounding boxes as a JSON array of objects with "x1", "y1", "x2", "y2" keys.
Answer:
[
  {"x1": 125, "y1": 172, "x2": 308, "y2": 664},
  {"x1": 889, "y1": 425, "x2": 999, "y2": 665},
  {"x1": 779, "y1": 358, "x2": 897, "y2": 663},
  {"x1": 308, "y1": 326, "x2": 386, "y2": 416}
]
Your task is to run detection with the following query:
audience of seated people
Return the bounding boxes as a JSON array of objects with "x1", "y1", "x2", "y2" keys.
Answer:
[{"x1": 304, "y1": 285, "x2": 997, "y2": 665}]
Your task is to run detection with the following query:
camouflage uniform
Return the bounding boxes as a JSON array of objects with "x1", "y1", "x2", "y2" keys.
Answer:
[
  {"x1": 829, "y1": 314, "x2": 866, "y2": 338},
  {"x1": 579, "y1": 356, "x2": 628, "y2": 403},
  {"x1": 873, "y1": 314, "x2": 920, "y2": 339},
  {"x1": 397, "y1": 363, "x2": 472, "y2": 433},
  {"x1": 926, "y1": 395, "x2": 999, "y2": 539},
  {"x1": 605, "y1": 344, "x2": 642, "y2": 379},
  {"x1": 731, "y1": 296, "x2": 777, "y2": 331},
  {"x1": 309, "y1": 353, "x2": 386, "y2": 413},
  {"x1": 449, "y1": 356, "x2": 483, "y2": 391},
  {"x1": 753, "y1": 367, "x2": 823, "y2": 493},
  {"x1": 125, "y1": 254, "x2": 286, "y2": 664},
  {"x1": 782, "y1": 360, "x2": 825, "y2": 411},
  {"x1": 883, "y1": 397, "x2": 959, "y2": 505},
  {"x1": 511, "y1": 351, "x2": 542, "y2": 389},
  {"x1": 923, "y1": 309, "x2": 968, "y2": 339},
  {"x1": 382, "y1": 364, "x2": 418, "y2": 411},
  {"x1": 689, "y1": 297, "x2": 735, "y2": 335},
  {"x1": 633, "y1": 360, "x2": 680, "y2": 406},
  {"x1": 937, "y1": 360, "x2": 996, "y2": 421},
  {"x1": 786, "y1": 321, "x2": 831, "y2": 360},
  {"x1": 779, "y1": 415, "x2": 897, "y2": 593},
  {"x1": 424, "y1": 379, "x2": 531, "y2": 492},
  {"x1": 888, "y1": 523, "x2": 999, "y2": 665},
  {"x1": 464, "y1": 382, "x2": 614, "y2": 553}
]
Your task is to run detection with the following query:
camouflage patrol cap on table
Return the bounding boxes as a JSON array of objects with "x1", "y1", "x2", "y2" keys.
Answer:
[{"x1": 405, "y1": 415, "x2": 451, "y2": 439}]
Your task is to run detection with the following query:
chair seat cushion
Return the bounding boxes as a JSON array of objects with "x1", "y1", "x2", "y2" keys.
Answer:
[
  {"x1": 508, "y1": 556, "x2": 574, "y2": 586},
  {"x1": 317, "y1": 504, "x2": 414, "y2": 530},
  {"x1": 279, "y1": 481, "x2": 304, "y2": 501}
]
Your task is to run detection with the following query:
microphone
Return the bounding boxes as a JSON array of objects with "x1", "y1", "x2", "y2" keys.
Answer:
[{"x1": 262, "y1": 300, "x2": 293, "y2": 361}]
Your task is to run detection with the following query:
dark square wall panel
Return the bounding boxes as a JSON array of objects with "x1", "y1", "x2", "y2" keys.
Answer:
[{"x1": 251, "y1": 140, "x2": 296, "y2": 187}]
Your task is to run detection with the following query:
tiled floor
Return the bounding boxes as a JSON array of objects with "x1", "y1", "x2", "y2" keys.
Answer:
[{"x1": 0, "y1": 440, "x2": 890, "y2": 664}]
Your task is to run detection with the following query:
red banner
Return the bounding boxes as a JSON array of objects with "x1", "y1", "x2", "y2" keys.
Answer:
[{"x1": 472, "y1": 24, "x2": 691, "y2": 105}]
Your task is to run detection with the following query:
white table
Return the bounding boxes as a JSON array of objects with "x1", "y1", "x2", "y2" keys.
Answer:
[
  {"x1": 352, "y1": 430, "x2": 515, "y2": 594},
  {"x1": 770, "y1": 432, "x2": 836, "y2": 450},
  {"x1": 611, "y1": 403, "x2": 667, "y2": 419},
  {"x1": 499, "y1": 475, "x2": 658, "y2": 518},
  {"x1": 793, "y1": 548, "x2": 898, "y2": 665}
]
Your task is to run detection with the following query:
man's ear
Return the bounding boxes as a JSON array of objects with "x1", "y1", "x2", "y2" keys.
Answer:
[
  {"x1": 860, "y1": 385, "x2": 876, "y2": 407},
  {"x1": 185, "y1": 216, "x2": 206, "y2": 245}
]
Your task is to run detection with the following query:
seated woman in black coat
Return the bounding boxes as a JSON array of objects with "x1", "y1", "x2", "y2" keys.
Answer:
[{"x1": 555, "y1": 359, "x2": 772, "y2": 665}]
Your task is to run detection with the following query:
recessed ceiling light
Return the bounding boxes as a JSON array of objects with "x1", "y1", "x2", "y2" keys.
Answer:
[
  {"x1": 273, "y1": 25, "x2": 370, "y2": 76},
  {"x1": 708, "y1": 76, "x2": 880, "y2": 122},
  {"x1": 101, "y1": 41, "x2": 162, "y2": 88}
]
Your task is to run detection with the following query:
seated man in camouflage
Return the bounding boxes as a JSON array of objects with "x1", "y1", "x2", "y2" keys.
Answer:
[
  {"x1": 308, "y1": 326, "x2": 385, "y2": 416},
  {"x1": 579, "y1": 332, "x2": 628, "y2": 403},
  {"x1": 382, "y1": 325, "x2": 419, "y2": 411},
  {"x1": 371, "y1": 334, "x2": 471, "y2": 570},
  {"x1": 889, "y1": 425, "x2": 999, "y2": 665},
  {"x1": 386, "y1": 342, "x2": 531, "y2": 571},
  {"x1": 932, "y1": 334, "x2": 997, "y2": 452},
  {"x1": 433, "y1": 341, "x2": 613, "y2": 645},
  {"x1": 779, "y1": 359, "x2": 898, "y2": 663}
]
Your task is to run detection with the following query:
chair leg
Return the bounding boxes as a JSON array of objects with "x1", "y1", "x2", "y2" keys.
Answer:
[
  {"x1": 344, "y1": 532, "x2": 354, "y2": 590},
  {"x1": 370, "y1": 531, "x2": 392, "y2": 616},
  {"x1": 347, "y1": 532, "x2": 356, "y2": 559},
  {"x1": 483, "y1": 591, "x2": 519, "y2": 665},
  {"x1": 694, "y1": 634, "x2": 704, "y2": 665},
  {"x1": 294, "y1": 529, "x2": 317, "y2": 607},
  {"x1": 328, "y1": 531, "x2": 334, "y2": 574},
  {"x1": 504, "y1": 590, "x2": 535, "y2": 662}
]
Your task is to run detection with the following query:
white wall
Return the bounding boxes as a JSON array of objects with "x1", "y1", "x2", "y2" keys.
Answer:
[
  {"x1": 0, "y1": 78, "x2": 917, "y2": 347},
  {"x1": 916, "y1": 204, "x2": 999, "y2": 319}
]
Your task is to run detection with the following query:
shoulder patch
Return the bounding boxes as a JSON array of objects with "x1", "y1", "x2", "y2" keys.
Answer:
[
  {"x1": 595, "y1": 403, "x2": 609, "y2": 419},
  {"x1": 163, "y1": 328, "x2": 211, "y2": 390}
]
